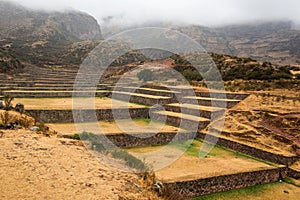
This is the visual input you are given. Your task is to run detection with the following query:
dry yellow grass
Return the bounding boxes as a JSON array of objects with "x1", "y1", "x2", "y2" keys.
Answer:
[
  {"x1": 0, "y1": 129, "x2": 161, "y2": 200},
  {"x1": 13, "y1": 98, "x2": 146, "y2": 110},
  {"x1": 127, "y1": 140, "x2": 275, "y2": 182},
  {"x1": 46, "y1": 119, "x2": 185, "y2": 135},
  {"x1": 205, "y1": 93, "x2": 300, "y2": 156}
]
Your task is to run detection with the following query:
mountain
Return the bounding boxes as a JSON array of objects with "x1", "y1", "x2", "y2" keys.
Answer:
[
  {"x1": 0, "y1": 1, "x2": 102, "y2": 67},
  {"x1": 102, "y1": 20, "x2": 300, "y2": 66},
  {"x1": 0, "y1": 47, "x2": 24, "y2": 73}
]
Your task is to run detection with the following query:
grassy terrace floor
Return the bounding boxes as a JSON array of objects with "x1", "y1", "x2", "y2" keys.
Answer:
[
  {"x1": 46, "y1": 119, "x2": 186, "y2": 135},
  {"x1": 126, "y1": 140, "x2": 278, "y2": 183},
  {"x1": 194, "y1": 181, "x2": 300, "y2": 200},
  {"x1": 13, "y1": 98, "x2": 146, "y2": 110}
]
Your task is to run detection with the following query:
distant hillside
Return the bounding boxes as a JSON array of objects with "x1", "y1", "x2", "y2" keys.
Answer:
[
  {"x1": 0, "y1": 1, "x2": 102, "y2": 67},
  {"x1": 171, "y1": 53, "x2": 293, "y2": 82},
  {"x1": 0, "y1": 48, "x2": 24, "y2": 73},
  {"x1": 103, "y1": 21, "x2": 300, "y2": 66},
  {"x1": 173, "y1": 21, "x2": 300, "y2": 66}
]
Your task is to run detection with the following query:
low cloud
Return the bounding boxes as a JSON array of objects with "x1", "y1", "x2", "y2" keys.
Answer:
[{"x1": 7, "y1": 0, "x2": 300, "y2": 26}]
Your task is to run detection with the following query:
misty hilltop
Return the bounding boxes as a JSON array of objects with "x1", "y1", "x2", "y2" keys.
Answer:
[
  {"x1": 1, "y1": 0, "x2": 300, "y2": 72},
  {"x1": 0, "y1": 1, "x2": 102, "y2": 41},
  {"x1": 102, "y1": 20, "x2": 300, "y2": 66},
  {"x1": 0, "y1": 1, "x2": 102, "y2": 67}
]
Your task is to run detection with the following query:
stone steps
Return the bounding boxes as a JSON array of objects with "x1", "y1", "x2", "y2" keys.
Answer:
[
  {"x1": 165, "y1": 103, "x2": 225, "y2": 119},
  {"x1": 183, "y1": 96, "x2": 241, "y2": 108},
  {"x1": 3, "y1": 90, "x2": 111, "y2": 98},
  {"x1": 151, "y1": 110, "x2": 211, "y2": 131},
  {"x1": 113, "y1": 86, "x2": 179, "y2": 97},
  {"x1": 112, "y1": 91, "x2": 173, "y2": 106}
]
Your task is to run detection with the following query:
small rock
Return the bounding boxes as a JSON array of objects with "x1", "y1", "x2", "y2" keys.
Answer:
[
  {"x1": 85, "y1": 183, "x2": 92, "y2": 187},
  {"x1": 14, "y1": 142, "x2": 23, "y2": 146},
  {"x1": 296, "y1": 149, "x2": 300, "y2": 156},
  {"x1": 0, "y1": 131, "x2": 4, "y2": 138},
  {"x1": 42, "y1": 132, "x2": 50, "y2": 137},
  {"x1": 14, "y1": 125, "x2": 22, "y2": 129},
  {"x1": 37, "y1": 148, "x2": 48, "y2": 151},
  {"x1": 30, "y1": 126, "x2": 40, "y2": 132},
  {"x1": 57, "y1": 133, "x2": 64, "y2": 138},
  {"x1": 284, "y1": 190, "x2": 289, "y2": 194}
]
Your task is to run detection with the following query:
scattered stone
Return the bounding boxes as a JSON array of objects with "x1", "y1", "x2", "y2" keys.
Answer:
[
  {"x1": 154, "y1": 180, "x2": 164, "y2": 196},
  {"x1": 284, "y1": 190, "x2": 289, "y2": 194},
  {"x1": 37, "y1": 148, "x2": 48, "y2": 151},
  {"x1": 14, "y1": 142, "x2": 23, "y2": 146},
  {"x1": 0, "y1": 131, "x2": 4, "y2": 138},
  {"x1": 42, "y1": 132, "x2": 50, "y2": 137},
  {"x1": 15, "y1": 125, "x2": 22, "y2": 129},
  {"x1": 133, "y1": 183, "x2": 140, "y2": 189},
  {"x1": 57, "y1": 133, "x2": 64, "y2": 138},
  {"x1": 296, "y1": 149, "x2": 300, "y2": 156},
  {"x1": 15, "y1": 103, "x2": 24, "y2": 113},
  {"x1": 85, "y1": 183, "x2": 92, "y2": 187},
  {"x1": 30, "y1": 126, "x2": 40, "y2": 132}
]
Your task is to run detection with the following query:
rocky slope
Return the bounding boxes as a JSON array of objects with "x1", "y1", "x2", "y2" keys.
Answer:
[
  {"x1": 175, "y1": 21, "x2": 300, "y2": 66},
  {"x1": 103, "y1": 21, "x2": 300, "y2": 66},
  {"x1": 0, "y1": 48, "x2": 24, "y2": 73},
  {"x1": 0, "y1": 1, "x2": 102, "y2": 68}
]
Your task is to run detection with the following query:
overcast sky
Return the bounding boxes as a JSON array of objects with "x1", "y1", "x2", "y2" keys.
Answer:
[{"x1": 8, "y1": 0, "x2": 300, "y2": 26}]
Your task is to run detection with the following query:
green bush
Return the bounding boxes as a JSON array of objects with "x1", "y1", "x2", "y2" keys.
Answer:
[
  {"x1": 78, "y1": 132, "x2": 105, "y2": 151},
  {"x1": 137, "y1": 69, "x2": 154, "y2": 82},
  {"x1": 109, "y1": 149, "x2": 148, "y2": 170}
]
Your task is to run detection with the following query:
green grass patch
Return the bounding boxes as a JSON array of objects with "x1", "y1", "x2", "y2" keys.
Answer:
[
  {"x1": 195, "y1": 138, "x2": 280, "y2": 167},
  {"x1": 284, "y1": 177, "x2": 300, "y2": 187},
  {"x1": 170, "y1": 140, "x2": 222, "y2": 158},
  {"x1": 193, "y1": 182, "x2": 281, "y2": 200}
]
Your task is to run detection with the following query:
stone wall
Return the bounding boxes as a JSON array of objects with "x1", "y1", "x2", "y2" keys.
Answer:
[
  {"x1": 113, "y1": 92, "x2": 173, "y2": 106},
  {"x1": 4, "y1": 91, "x2": 111, "y2": 98},
  {"x1": 288, "y1": 168, "x2": 300, "y2": 179},
  {"x1": 164, "y1": 167, "x2": 287, "y2": 198},
  {"x1": 197, "y1": 132, "x2": 299, "y2": 166},
  {"x1": 164, "y1": 104, "x2": 225, "y2": 119},
  {"x1": 195, "y1": 91, "x2": 249, "y2": 100},
  {"x1": 27, "y1": 108, "x2": 149, "y2": 123},
  {"x1": 105, "y1": 132, "x2": 196, "y2": 148}
]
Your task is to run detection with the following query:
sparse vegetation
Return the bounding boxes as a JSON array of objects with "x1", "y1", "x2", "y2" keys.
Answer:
[
  {"x1": 3, "y1": 95, "x2": 14, "y2": 111},
  {"x1": 0, "y1": 111, "x2": 14, "y2": 128},
  {"x1": 79, "y1": 132, "x2": 105, "y2": 151},
  {"x1": 109, "y1": 149, "x2": 148, "y2": 171},
  {"x1": 137, "y1": 69, "x2": 154, "y2": 82}
]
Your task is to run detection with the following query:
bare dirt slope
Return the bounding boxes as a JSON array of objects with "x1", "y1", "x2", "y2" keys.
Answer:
[
  {"x1": 206, "y1": 92, "x2": 300, "y2": 156},
  {"x1": 0, "y1": 129, "x2": 160, "y2": 200}
]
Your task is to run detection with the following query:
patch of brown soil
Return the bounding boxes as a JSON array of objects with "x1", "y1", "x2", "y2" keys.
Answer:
[
  {"x1": 206, "y1": 94, "x2": 300, "y2": 156},
  {"x1": 0, "y1": 130, "x2": 161, "y2": 200}
]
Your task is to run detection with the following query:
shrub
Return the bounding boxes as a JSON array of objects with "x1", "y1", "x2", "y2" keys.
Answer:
[
  {"x1": 0, "y1": 111, "x2": 14, "y2": 128},
  {"x1": 137, "y1": 69, "x2": 154, "y2": 82},
  {"x1": 3, "y1": 95, "x2": 14, "y2": 111},
  {"x1": 109, "y1": 149, "x2": 148, "y2": 170},
  {"x1": 79, "y1": 132, "x2": 105, "y2": 151}
]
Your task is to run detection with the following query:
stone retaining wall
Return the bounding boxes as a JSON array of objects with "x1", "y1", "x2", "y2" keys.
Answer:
[
  {"x1": 27, "y1": 108, "x2": 149, "y2": 123},
  {"x1": 197, "y1": 132, "x2": 299, "y2": 166},
  {"x1": 4, "y1": 91, "x2": 111, "y2": 98},
  {"x1": 105, "y1": 132, "x2": 196, "y2": 148},
  {"x1": 288, "y1": 168, "x2": 300, "y2": 179},
  {"x1": 164, "y1": 167, "x2": 287, "y2": 198}
]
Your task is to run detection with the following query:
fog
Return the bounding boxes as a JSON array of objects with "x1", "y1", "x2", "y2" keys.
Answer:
[{"x1": 7, "y1": 0, "x2": 300, "y2": 26}]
